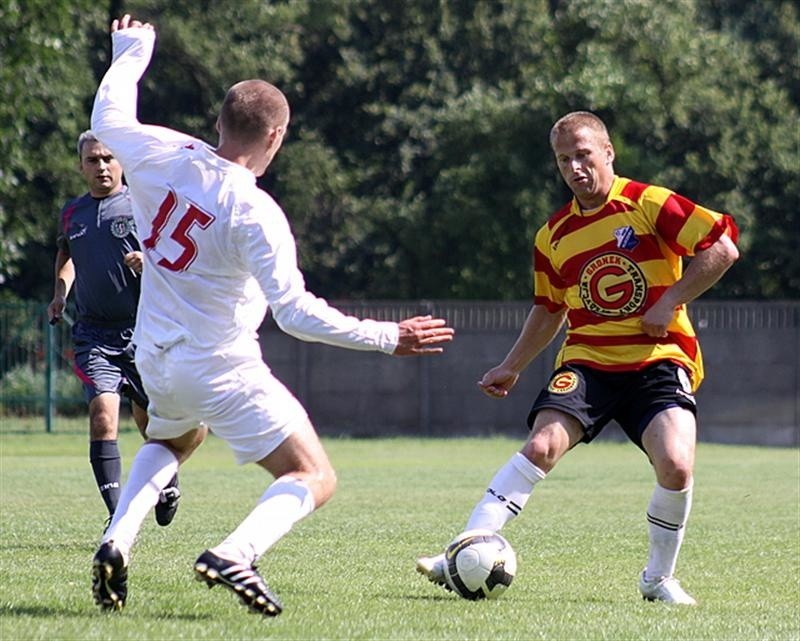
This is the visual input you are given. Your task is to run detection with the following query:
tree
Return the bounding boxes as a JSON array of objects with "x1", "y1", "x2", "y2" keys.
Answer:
[
  {"x1": 2, "y1": 0, "x2": 798, "y2": 301},
  {"x1": 0, "y1": 0, "x2": 105, "y2": 289}
]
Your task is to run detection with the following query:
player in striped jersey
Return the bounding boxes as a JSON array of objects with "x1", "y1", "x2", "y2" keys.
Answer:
[{"x1": 418, "y1": 111, "x2": 739, "y2": 605}]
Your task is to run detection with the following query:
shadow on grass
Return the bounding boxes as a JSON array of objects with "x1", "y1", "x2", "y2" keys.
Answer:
[
  {"x1": 400, "y1": 593, "x2": 461, "y2": 601},
  {"x1": 0, "y1": 603, "x2": 214, "y2": 621},
  {"x1": 0, "y1": 542, "x2": 93, "y2": 552}
]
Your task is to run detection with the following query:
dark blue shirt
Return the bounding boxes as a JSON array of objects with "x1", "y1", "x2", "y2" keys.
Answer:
[{"x1": 56, "y1": 186, "x2": 141, "y2": 326}]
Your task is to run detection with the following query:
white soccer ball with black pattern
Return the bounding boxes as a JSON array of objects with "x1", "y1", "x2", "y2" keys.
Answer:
[{"x1": 443, "y1": 530, "x2": 517, "y2": 600}]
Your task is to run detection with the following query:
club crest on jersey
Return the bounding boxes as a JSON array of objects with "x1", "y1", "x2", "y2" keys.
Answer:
[
  {"x1": 613, "y1": 225, "x2": 639, "y2": 251},
  {"x1": 547, "y1": 371, "x2": 579, "y2": 394},
  {"x1": 110, "y1": 217, "x2": 134, "y2": 239},
  {"x1": 579, "y1": 252, "x2": 647, "y2": 317}
]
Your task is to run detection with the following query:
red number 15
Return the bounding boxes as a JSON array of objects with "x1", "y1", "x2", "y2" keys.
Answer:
[{"x1": 143, "y1": 189, "x2": 215, "y2": 272}]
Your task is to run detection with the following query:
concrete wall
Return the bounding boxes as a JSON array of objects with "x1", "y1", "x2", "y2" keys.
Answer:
[{"x1": 259, "y1": 301, "x2": 799, "y2": 447}]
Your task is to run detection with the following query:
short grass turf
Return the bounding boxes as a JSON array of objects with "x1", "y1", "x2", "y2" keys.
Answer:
[{"x1": 0, "y1": 426, "x2": 798, "y2": 640}]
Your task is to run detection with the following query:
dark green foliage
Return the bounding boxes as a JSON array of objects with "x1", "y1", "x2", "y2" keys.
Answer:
[{"x1": 2, "y1": 0, "x2": 797, "y2": 300}]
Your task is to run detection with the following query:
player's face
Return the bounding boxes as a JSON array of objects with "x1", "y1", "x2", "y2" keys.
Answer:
[
  {"x1": 552, "y1": 126, "x2": 615, "y2": 210},
  {"x1": 80, "y1": 141, "x2": 123, "y2": 197}
]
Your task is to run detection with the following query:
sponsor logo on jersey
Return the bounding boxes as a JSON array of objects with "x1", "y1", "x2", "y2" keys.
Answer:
[
  {"x1": 68, "y1": 224, "x2": 87, "y2": 241},
  {"x1": 547, "y1": 371, "x2": 579, "y2": 394},
  {"x1": 579, "y1": 252, "x2": 647, "y2": 317},
  {"x1": 110, "y1": 217, "x2": 134, "y2": 239},
  {"x1": 613, "y1": 225, "x2": 639, "y2": 250}
]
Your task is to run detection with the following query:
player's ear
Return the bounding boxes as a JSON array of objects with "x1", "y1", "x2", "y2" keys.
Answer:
[
  {"x1": 266, "y1": 126, "x2": 283, "y2": 151},
  {"x1": 606, "y1": 142, "x2": 615, "y2": 166}
]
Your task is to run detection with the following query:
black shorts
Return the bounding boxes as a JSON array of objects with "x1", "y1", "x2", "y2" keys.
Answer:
[
  {"x1": 72, "y1": 321, "x2": 148, "y2": 408},
  {"x1": 527, "y1": 361, "x2": 697, "y2": 450}
]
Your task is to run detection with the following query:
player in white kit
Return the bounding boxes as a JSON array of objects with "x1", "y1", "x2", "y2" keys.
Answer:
[{"x1": 90, "y1": 15, "x2": 455, "y2": 616}]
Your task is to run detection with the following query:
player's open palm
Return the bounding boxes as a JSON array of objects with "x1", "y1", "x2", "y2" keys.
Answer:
[
  {"x1": 393, "y1": 315, "x2": 454, "y2": 356},
  {"x1": 478, "y1": 365, "x2": 519, "y2": 398}
]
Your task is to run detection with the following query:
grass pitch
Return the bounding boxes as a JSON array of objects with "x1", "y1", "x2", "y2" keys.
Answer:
[{"x1": 0, "y1": 424, "x2": 798, "y2": 640}]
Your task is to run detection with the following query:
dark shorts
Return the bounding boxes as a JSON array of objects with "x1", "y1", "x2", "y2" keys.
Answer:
[
  {"x1": 72, "y1": 321, "x2": 148, "y2": 408},
  {"x1": 527, "y1": 361, "x2": 697, "y2": 450}
]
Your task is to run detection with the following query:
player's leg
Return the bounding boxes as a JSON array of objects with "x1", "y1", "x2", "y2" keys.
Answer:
[
  {"x1": 93, "y1": 339, "x2": 213, "y2": 611},
  {"x1": 130, "y1": 396, "x2": 148, "y2": 437},
  {"x1": 93, "y1": 428, "x2": 206, "y2": 610},
  {"x1": 130, "y1": 396, "x2": 181, "y2": 526},
  {"x1": 465, "y1": 408, "x2": 582, "y2": 531},
  {"x1": 103, "y1": 428, "x2": 205, "y2": 551},
  {"x1": 87, "y1": 392, "x2": 123, "y2": 521},
  {"x1": 417, "y1": 365, "x2": 613, "y2": 588},
  {"x1": 175, "y1": 346, "x2": 315, "y2": 615},
  {"x1": 210, "y1": 417, "x2": 334, "y2": 564},
  {"x1": 195, "y1": 417, "x2": 333, "y2": 617},
  {"x1": 642, "y1": 405, "x2": 696, "y2": 491},
  {"x1": 75, "y1": 325, "x2": 132, "y2": 526},
  {"x1": 416, "y1": 409, "x2": 583, "y2": 586},
  {"x1": 638, "y1": 405, "x2": 697, "y2": 605}
]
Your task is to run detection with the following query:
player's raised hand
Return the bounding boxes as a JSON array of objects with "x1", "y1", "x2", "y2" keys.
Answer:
[
  {"x1": 478, "y1": 364, "x2": 519, "y2": 398},
  {"x1": 393, "y1": 315, "x2": 454, "y2": 356},
  {"x1": 111, "y1": 14, "x2": 154, "y2": 33}
]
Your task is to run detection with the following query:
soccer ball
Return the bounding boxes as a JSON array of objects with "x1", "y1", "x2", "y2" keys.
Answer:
[{"x1": 443, "y1": 529, "x2": 517, "y2": 600}]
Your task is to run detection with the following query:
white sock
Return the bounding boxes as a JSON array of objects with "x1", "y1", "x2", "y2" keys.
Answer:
[
  {"x1": 211, "y1": 476, "x2": 315, "y2": 565},
  {"x1": 103, "y1": 442, "x2": 179, "y2": 560},
  {"x1": 464, "y1": 452, "x2": 546, "y2": 532},
  {"x1": 645, "y1": 482, "x2": 693, "y2": 580}
]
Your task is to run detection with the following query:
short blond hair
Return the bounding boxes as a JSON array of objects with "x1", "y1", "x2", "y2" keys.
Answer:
[
  {"x1": 549, "y1": 111, "x2": 610, "y2": 149},
  {"x1": 219, "y1": 80, "x2": 290, "y2": 144}
]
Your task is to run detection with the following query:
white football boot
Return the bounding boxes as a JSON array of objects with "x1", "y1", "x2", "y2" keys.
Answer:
[
  {"x1": 639, "y1": 570, "x2": 697, "y2": 605},
  {"x1": 415, "y1": 553, "x2": 450, "y2": 590}
]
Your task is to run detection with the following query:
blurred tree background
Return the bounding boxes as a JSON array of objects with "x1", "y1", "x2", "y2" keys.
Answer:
[{"x1": 1, "y1": 0, "x2": 798, "y2": 304}]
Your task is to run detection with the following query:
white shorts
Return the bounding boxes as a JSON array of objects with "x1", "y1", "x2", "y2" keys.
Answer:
[{"x1": 136, "y1": 341, "x2": 308, "y2": 464}]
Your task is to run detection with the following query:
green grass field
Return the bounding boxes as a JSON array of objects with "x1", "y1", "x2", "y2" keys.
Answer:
[{"x1": 1, "y1": 424, "x2": 798, "y2": 641}]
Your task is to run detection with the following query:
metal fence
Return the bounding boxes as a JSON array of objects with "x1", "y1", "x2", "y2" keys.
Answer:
[
  {"x1": 1, "y1": 299, "x2": 798, "y2": 444},
  {"x1": 0, "y1": 301, "x2": 82, "y2": 431}
]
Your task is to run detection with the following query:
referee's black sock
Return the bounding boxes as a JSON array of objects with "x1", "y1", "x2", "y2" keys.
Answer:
[{"x1": 90, "y1": 439, "x2": 122, "y2": 516}]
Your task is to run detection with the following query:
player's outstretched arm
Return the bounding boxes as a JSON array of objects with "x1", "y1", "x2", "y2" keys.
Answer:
[
  {"x1": 478, "y1": 304, "x2": 565, "y2": 398},
  {"x1": 392, "y1": 315, "x2": 455, "y2": 356}
]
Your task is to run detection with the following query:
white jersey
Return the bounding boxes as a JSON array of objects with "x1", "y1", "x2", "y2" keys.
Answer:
[{"x1": 91, "y1": 28, "x2": 398, "y2": 355}]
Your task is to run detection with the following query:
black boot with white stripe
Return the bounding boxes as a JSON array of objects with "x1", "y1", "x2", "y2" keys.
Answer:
[{"x1": 194, "y1": 549, "x2": 283, "y2": 616}]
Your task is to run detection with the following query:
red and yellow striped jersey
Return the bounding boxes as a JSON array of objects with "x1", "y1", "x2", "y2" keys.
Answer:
[{"x1": 534, "y1": 176, "x2": 738, "y2": 390}]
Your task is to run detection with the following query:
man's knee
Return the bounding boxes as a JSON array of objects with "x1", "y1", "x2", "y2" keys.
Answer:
[
  {"x1": 656, "y1": 458, "x2": 694, "y2": 490},
  {"x1": 522, "y1": 409, "x2": 582, "y2": 471},
  {"x1": 89, "y1": 394, "x2": 119, "y2": 439},
  {"x1": 314, "y1": 466, "x2": 337, "y2": 508},
  {"x1": 642, "y1": 407, "x2": 696, "y2": 490}
]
